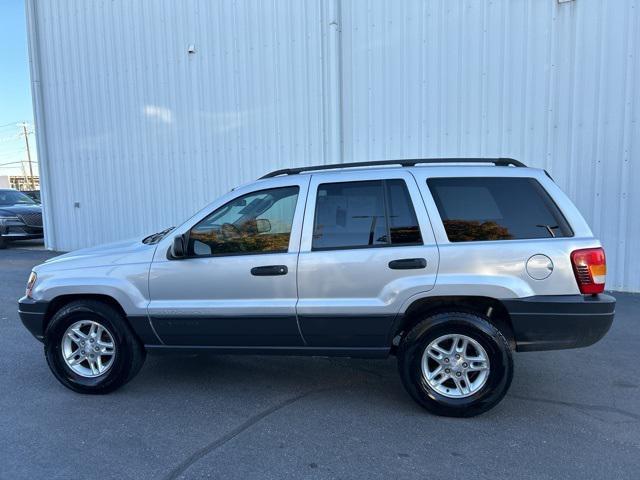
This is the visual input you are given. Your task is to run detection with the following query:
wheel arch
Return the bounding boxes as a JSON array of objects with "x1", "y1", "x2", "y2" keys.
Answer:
[
  {"x1": 44, "y1": 294, "x2": 128, "y2": 328},
  {"x1": 41, "y1": 293, "x2": 158, "y2": 345},
  {"x1": 391, "y1": 296, "x2": 516, "y2": 351}
]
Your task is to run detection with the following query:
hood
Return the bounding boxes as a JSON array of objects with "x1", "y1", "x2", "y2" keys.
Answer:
[
  {"x1": 38, "y1": 237, "x2": 157, "y2": 271},
  {"x1": 0, "y1": 204, "x2": 42, "y2": 216}
]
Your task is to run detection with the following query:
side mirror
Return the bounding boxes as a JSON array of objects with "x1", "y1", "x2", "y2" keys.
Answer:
[
  {"x1": 255, "y1": 218, "x2": 272, "y2": 234},
  {"x1": 170, "y1": 234, "x2": 186, "y2": 259}
]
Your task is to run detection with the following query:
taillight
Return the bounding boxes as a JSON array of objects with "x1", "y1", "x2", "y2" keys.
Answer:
[{"x1": 571, "y1": 248, "x2": 606, "y2": 295}]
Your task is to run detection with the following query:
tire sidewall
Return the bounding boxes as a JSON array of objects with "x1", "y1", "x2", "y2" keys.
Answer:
[
  {"x1": 399, "y1": 313, "x2": 513, "y2": 417},
  {"x1": 45, "y1": 304, "x2": 133, "y2": 393}
]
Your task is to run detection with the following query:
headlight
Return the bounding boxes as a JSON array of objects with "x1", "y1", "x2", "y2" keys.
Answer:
[{"x1": 26, "y1": 271, "x2": 37, "y2": 298}]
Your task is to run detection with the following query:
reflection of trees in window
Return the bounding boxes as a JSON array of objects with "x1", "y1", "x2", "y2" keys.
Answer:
[
  {"x1": 390, "y1": 226, "x2": 422, "y2": 244},
  {"x1": 190, "y1": 225, "x2": 291, "y2": 255},
  {"x1": 443, "y1": 220, "x2": 512, "y2": 242},
  {"x1": 188, "y1": 186, "x2": 298, "y2": 256}
]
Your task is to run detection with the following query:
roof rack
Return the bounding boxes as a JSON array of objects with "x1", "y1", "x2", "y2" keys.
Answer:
[{"x1": 260, "y1": 158, "x2": 526, "y2": 179}]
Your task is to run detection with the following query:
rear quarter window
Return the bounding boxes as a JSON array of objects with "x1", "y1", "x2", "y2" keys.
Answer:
[{"x1": 427, "y1": 177, "x2": 573, "y2": 242}]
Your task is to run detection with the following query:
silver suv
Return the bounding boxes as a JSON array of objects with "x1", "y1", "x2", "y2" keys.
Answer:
[{"x1": 19, "y1": 159, "x2": 615, "y2": 416}]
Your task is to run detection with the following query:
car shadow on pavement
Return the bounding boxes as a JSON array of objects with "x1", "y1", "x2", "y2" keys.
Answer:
[{"x1": 135, "y1": 352, "x2": 415, "y2": 407}]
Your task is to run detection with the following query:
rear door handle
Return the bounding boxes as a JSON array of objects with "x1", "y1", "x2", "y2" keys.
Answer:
[
  {"x1": 388, "y1": 258, "x2": 427, "y2": 270},
  {"x1": 251, "y1": 265, "x2": 288, "y2": 276}
]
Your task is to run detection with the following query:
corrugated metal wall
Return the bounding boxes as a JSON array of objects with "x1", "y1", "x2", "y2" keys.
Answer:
[{"x1": 27, "y1": 0, "x2": 640, "y2": 291}]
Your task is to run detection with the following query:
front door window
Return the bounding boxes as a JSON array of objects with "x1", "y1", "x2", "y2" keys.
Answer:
[{"x1": 188, "y1": 186, "x2": 299, "y2": 256}]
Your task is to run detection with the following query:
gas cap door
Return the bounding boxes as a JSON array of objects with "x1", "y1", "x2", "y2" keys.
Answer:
[{"x1": 526, "y1": 254, "x2": 554, "y2": 280}]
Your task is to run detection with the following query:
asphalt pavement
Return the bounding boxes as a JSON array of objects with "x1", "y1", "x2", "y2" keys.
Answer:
[{"x1": 1, "y1": 244, "x2": 639, "y2": 479}]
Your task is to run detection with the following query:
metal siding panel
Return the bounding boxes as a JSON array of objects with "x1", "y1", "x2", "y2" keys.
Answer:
[
  {"x1": 340, "y1": 0, "x2": 640, "y2": 291},
  {"x1": 29, "y1": 0, "x2": 640, "y2": 291},
  {"x1": 30, "y1": 0, "x2": 327, "y2": 252}
]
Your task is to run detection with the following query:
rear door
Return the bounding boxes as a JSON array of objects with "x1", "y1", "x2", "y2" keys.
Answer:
[{"x1": 296, "y1": 169, "x2": 439, "y2": 348}]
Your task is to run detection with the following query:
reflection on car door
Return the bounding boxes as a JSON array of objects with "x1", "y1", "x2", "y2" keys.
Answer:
[
  {"x1": 296, "y1": 170, "x2": 439, "y2": 348},
  {"x1": 147, "y1": 177, "x2": 309, "y2": 346}
]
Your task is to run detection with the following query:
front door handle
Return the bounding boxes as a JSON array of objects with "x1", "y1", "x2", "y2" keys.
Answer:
[
  {"x1": 388, "y1": 258, "x2": 427, "y2": 270},
  {"x1": 251, "y1": 265, "x2": 288, "y2": 276}
]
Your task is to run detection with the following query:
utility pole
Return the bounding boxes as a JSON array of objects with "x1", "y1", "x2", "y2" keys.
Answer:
[{"x1": 20, "y1": 123, "x2": 35, "y2": 190}]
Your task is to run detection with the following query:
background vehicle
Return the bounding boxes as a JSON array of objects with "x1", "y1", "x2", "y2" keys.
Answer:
[
  {"x1": 18, "y1": 159, "x2": 614, "y2": 417},
  {"x1": 22, "y1": 190, "x2": 41, "y2": 203},
  {"x1": 0, "y1": 189, "x2": 44, "y2": 249}
]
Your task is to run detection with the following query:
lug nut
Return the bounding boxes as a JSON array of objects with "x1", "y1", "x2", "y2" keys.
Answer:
[
  {"x1": 80, "y1": 350, "x2": 85, "y2": 355},
  {"x1": 456, "y1": 372, "x2": 462, "y2": 377},
  {"x1": 445, "y1": 368, "x2": 450, "y2": 374},
  {"x1": 81, "y1": 341, "x2": 85, "y2": 346},
  {"x1": 90, "y1": 338, "x2": 94, "y2": 343},
  {"x1": 455, "y1": 354, "x2": 460, "y2": 359},
  {"x1": 444, "y1": 358, "x2": 450, "y2": 363},
  {"x1": 94, "y1": 346, "x2": 100, "y2": 352},
  {"x1": 462, "y1": 363, "x2": 468, "y2": 368}
]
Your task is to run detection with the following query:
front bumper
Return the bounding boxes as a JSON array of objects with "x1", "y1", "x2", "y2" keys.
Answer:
[
  {"x1": 503, "y1": 294, "x2": 615, "y2": 352},
  {"x1": 0, "y1": 222, "x2": 43, "y2": 239},
  {"x1": 18, "y1": 296, "x2": 49, "y2": 342}
]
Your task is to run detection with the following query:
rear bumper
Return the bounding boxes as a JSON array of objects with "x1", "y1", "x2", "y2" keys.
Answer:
[
  {"x1": 18, "y1": 296, "x2": 48, "y2": 342},
  {"x1": 503, "y1": 294, "x2": 615, "y2": 352}
]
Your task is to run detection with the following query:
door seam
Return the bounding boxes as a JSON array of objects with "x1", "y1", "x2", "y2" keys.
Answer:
[{"x1": 294, "y1": 176, "x2": 313, "y2": 346}]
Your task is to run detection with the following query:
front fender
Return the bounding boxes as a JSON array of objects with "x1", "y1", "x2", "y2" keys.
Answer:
[{"x1": 30, "y1": 264, "x2": 149, "y2": 316}]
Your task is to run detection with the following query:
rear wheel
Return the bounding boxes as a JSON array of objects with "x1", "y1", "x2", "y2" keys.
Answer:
[
  {"x1": 397, "y1": 312, "x2": 513, "y2": 417},
  {"x1": 0, "y1": 236, "x2": 7, "y2": 249},
  {"x1": 44, "y1": 300, "x2": 146, "y2": 394}
]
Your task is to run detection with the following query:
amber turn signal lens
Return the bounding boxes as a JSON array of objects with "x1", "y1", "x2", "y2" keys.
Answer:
[{"x1": 25, "y1": 271, "x2": 37, "y2": 298}]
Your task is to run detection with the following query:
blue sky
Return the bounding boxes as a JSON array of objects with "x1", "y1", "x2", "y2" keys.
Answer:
[{"x1": 0, "y1": 1, "x2": 37, "y2": 176}]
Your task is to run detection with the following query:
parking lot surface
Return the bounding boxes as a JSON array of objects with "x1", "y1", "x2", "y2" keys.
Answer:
[{"x1": 1, "y1": 245, "x2": 639, "y2": 479}]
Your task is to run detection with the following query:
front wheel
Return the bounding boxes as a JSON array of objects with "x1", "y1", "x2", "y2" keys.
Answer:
[
  {"x1": 44, "y1": 300, "x2": 146, "y2": 394},
  {"x1": 397, "y1": 312, "x2": 513, "y2": 417}
]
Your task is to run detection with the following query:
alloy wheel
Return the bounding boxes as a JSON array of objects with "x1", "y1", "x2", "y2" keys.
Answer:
[
  {"x1": 421, "y1": 333, "x2": 490, "y2": 398},
  {"x1": 61, "y1": 320, "x2": 116, "y2": 378}
]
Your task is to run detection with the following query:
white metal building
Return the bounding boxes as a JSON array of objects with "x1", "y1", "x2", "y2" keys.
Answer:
[{"x1": 26, "y1": 0, "x2": 639, "y2": 291}]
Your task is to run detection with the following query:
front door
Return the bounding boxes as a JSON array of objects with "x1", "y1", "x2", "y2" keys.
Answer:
[
  {"x1": 148, "y1": 177, "x2": 309, "y2": 346},
  {"x1": 296, "y1": 170, "x2": 439, "y2": 348}
]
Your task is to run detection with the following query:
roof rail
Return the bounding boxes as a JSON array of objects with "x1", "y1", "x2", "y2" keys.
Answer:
[{"x1": 259, "y1": 158, "x2": 526, "y2": 179}]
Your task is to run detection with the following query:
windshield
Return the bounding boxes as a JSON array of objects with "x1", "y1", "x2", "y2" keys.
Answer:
[{"x1": 0, "y1": 190, "x2": 36, "y2": 206}]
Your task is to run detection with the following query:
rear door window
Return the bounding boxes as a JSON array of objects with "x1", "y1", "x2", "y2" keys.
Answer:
[
  {"x1": 427, "y1": 177, "x2": 573, "y2": 242},
  {"x1": 312, "y1": 179, "x2": 422, "y2": 250}
]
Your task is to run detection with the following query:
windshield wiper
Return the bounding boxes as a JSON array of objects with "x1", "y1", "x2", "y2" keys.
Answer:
[{"x1": 143, "y1": 226, "x2": 175, "y2": 244}]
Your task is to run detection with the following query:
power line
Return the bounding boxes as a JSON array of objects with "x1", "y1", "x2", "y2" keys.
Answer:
[
  {"x1": 0, "y1": 121, "x2": 31, "y2": 129},
  {"x1": 0, "y1": 161, "x2": 27, "y2": 167}
]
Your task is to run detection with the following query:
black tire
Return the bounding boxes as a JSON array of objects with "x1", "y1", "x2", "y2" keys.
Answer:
[
  {"x1": 0, "y1": 237, "x2": 7, "y2": 249},
  {"x1": 44, "y1": 300, "x2": 146, "y2": 394},
  {"x1": 397, "y1": 312, "x2": 513, "y2": 417}
]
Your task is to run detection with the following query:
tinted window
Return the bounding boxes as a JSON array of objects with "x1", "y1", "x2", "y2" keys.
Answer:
[
  {"x1": 427, "y1": 177, "x2": 572, "y2": 242},
  {"x1": 312, "y1": 180, "x2": 422, "y2": 250},
  {"x1": 0, "y1": 190, "x2": 36, "y2": 206},
  {"x1": 386, "y1": 180, "x2": 423, "y2": 245},
  {"x1": 189, "y1": 186, "x2": 299, "y2": 256}
]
